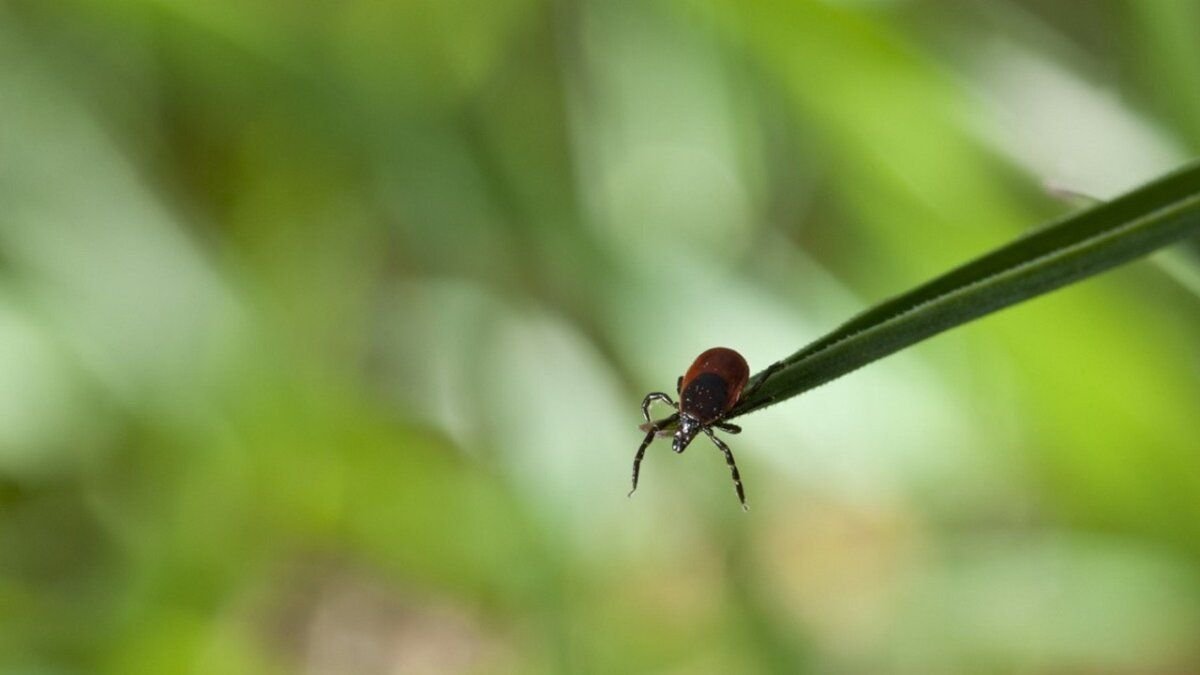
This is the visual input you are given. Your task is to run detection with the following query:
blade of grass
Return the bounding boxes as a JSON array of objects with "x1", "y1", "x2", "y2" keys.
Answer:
[{"x1": 730, "y1": 160, "x2": 1200, "y2": 418}]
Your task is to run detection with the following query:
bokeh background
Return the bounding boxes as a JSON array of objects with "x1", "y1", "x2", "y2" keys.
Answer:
[{"x1": 3, "y1": 1, "x2": 1200, "y2": 673}]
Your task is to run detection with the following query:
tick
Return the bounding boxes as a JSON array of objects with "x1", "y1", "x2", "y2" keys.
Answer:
[{"x1": 628, "y1": 347, "x2": 781, "y2": 510}]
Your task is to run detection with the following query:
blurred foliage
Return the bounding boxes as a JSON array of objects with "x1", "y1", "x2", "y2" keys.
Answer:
[{"x1": 1, "y1": 1, "x2": 1200, "y2": 673}]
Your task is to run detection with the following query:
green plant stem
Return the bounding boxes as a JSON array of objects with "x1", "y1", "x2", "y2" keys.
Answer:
[{"x1": 729, "y1": 160, "x2": 1200, "y2": 419}]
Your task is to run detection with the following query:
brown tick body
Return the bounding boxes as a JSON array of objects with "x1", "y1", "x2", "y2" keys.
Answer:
[{"x1": 628, "y1": 347, "x2": 781, "y2": 510}]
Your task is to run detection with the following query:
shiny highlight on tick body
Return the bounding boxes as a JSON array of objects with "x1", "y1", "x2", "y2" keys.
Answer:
[{"x1": 629, "y1": 347, "x2": 781, "y2": 510}]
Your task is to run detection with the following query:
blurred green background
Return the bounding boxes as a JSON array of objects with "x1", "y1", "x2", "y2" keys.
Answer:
[{"x1": 3, "y1": 1, "x2": 1200, "y2": 673}]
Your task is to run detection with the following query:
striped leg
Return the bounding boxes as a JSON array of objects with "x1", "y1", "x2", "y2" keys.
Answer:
[
  {"x1": 704, "y1": 428, "x2": 748, "y2": 511},
  {"x1": 641, "y1": 392, "x2": 675, "y2": 424},
  {"x1": 628, "y1": 428, "x2": 657, "y2": 498}
]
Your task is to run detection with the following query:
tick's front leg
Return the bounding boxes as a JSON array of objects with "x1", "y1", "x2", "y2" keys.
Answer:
[
  {"x1": 641, "y1": 391, "x2": 675, "y2": 424},
  {"x1": 628, "y1": 428, "x2": 658, "y2": 497}
]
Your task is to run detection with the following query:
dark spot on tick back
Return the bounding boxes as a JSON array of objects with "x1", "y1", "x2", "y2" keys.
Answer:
[{"x1": 681, "y1": 372, "x2": 728, "y2": 423}]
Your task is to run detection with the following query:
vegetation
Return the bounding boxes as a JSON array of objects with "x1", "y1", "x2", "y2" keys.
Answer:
[{"x1": 2, "y1": 1, "x2": 1200, "y2": 673}]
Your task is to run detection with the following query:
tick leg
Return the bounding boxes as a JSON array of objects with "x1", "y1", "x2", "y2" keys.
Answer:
[
  {"x1": 628, "y1": 428, "x2": 658, "y2": 498},
  {"x1": 704, "y1": 428, "x2": 748, "y2": 511},
  {"x1": 639, "y1": 412, "x2": 680, "y2": 435},
  {"x1": 742, "y1": 360, "x2": 785, "y2": 402},
  {"x1": 715, "y1": 422, "x2": 741, "y2": 434},
  {"x1": 676, "y1": 376, "x2": 683, "y2": 395},
  {"x1": 641, "y1": 392, "x2": 676, "y2": 424}
]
